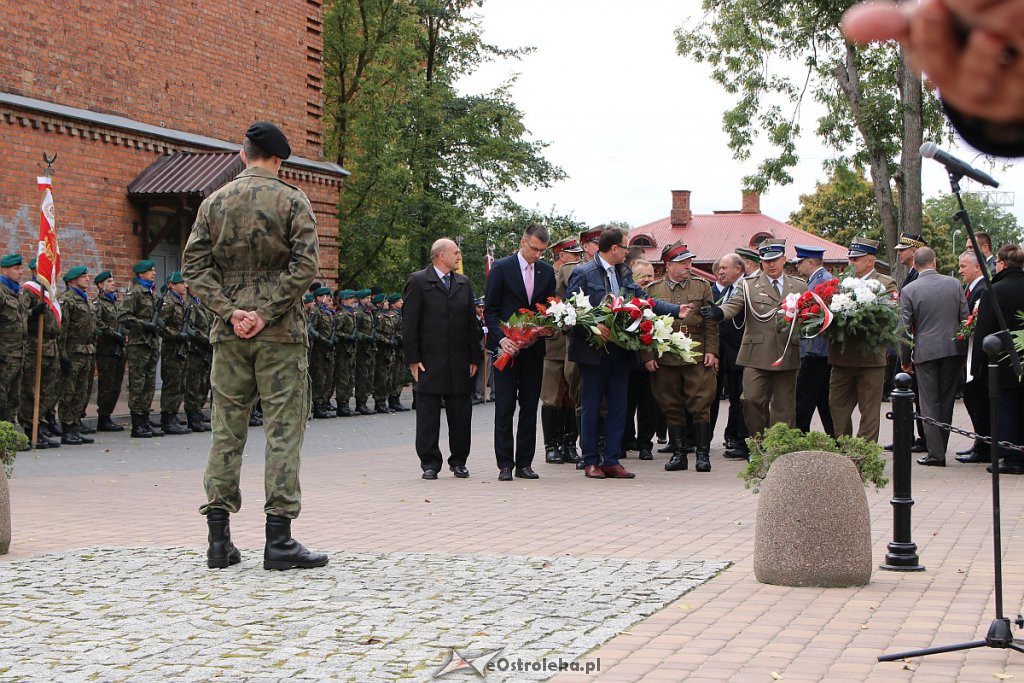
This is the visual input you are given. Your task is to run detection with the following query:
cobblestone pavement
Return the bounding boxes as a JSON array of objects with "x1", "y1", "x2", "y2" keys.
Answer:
[{"x1": 0, "y1": 547, "x2": 726, "y2": 682}]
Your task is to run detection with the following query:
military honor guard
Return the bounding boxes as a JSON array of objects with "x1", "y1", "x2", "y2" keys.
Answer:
[
  {"x1": 19, "y1": 257, "x2": 63, "y2": 448},
  {"x1": 0, "y1": 255, "x2": 28, "y2": 429},
  {"x1": 353, "y1": 288, "x2": 376, "y2": 415},
  {"x1": 793, "y1": 245, "x2": 836, "y2": 436},
  {"x1": 332, "y1": 289, "x2": 359, "y2": 416},
  {"x1": 56, "y1": 266, "x2": 96, "y2": 445},
  {"x1": 156, "y1": 272, "x2": 192, "y2": 435},
  {"x1": 118, "y1": 259, "x2": 165, "y2": 438},
  {"x1": 828, "y1": 237, "x2": 896, "y2": 442},
  {"x1": 644, "y1": 242, "x2": 719, "y2": 472},
  {"x1": 703, "y1": 238, "x2": 805, "y2": 438},
  {"x1": 92, "y1": 270, "x2": 126, "y2": 432},
  {"x1": 387, "y1": 293, "x2": 409, "y2": 411},
  {"x1": 372, "y1": 292, "x2": 396, "y2": 414},
  {"x1": 308, "y1": 286, "x2": 337, "y2": 418},
  {"x1": 185, "y1": 287, "x2": 213, "y2": 432}
]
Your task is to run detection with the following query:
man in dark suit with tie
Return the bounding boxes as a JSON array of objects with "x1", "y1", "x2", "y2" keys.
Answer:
[
  {"x1": 566, "y1": 226, "x2": 688, "y2": 479},
  {"x1": 485, "y1": 224, "x2": 557, "y2": 481},
  {"x1": 403, "y1": 238, "x2": 482, "y2": 480},
  {"x1": 709, "y1": 253, "x2": 749, "y2": 458},
  {"x1": 956, "y1": 249, "x2": 990, "y2": 463}
]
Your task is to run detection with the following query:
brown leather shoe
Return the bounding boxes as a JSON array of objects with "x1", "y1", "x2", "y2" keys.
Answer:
[
  {"x1": 584, "y1": 464, "x2": 606, "y2": 479},
  {"x1": 601, "y1": 464, "x2": 636, "y2": 479}
]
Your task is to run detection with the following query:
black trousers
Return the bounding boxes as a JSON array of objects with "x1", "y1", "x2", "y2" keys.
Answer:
[
  {"x1": 710, "y1": 354, "x2": 746, "y2": 444},
  {"x1": 964, "y1": 377, "x2": 991, "y2": 456},
  {"x1": 415, "y1": 392, "x2": 472, "y2": 472},
  {"x1": 624, "y1": 370, "x2": 659, "y2": 450},
  {"x1": 795, "y1": 355, "x2": 835, "y2": 436},
  {"x1": 492, "y1": 353, "x2": 544, "y2": 470}
]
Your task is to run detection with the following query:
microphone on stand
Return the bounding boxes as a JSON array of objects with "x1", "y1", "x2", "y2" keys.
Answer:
[{"x1": 920, "y1": 142, "x2": 1000, "y2": 188}]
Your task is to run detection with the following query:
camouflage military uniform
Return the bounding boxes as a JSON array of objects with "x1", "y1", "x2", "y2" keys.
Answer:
[
  {"x1": 159, "y1": 291, "x2": 190, "y2": 416},
  {"x1": 353, "y1": 305, "x2": 376, "y2": 410},
  {"x1": 0, "y1": 278, "x2": 27, "y2": 423},
  {"x1": 185, "y1": 298, "x2": 214, "y2": 419},
  {"x1": 372, "y1": 307, "x2": 395, "y2": 409},
  {"x1": 333, "y1": 305, "x2": 358, "y2": 412},
  {"x1": 93, "y1": 292, "x2": 126, "y2": 420},
  {"x1": 309, "y1": 305, "x2": 336, "y2": 410},
  {"x1": 118, "y1": 280, "x2": 162, "y2": 417},
  {"x1": 181, "y1": 166, "x2": 319, "y2": 519},
  {"x1": 389, "y1": 308, "x2": 406, "y2": 401},
  {"x1": 57, "y1": 287, "x2": 96, "y2": 427},
  {"x1": 19, "y1": 286, "x2": 60, "y2": 433}
]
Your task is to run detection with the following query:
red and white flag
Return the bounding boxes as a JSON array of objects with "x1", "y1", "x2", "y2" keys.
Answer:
[
  {"x1": 29, "y1": 176, "x2": 61, "y2": 323},
  {"x1": 485, "y1": 246, "x2": 494, "y2": 279}
]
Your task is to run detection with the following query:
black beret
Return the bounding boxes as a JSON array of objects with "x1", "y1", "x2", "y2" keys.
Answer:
[{"x1": 245, "y1": 122, "x2": 291, "y2": 160}]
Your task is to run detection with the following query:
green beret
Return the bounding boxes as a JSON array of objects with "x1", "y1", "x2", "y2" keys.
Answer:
[
  {"x1": 387, "y1": 293, "x2": 402, "y2": 304},
  {"x1": 315, "y1": 286, "x2": 332, "y2": 297},
  {"x1": 28, "y1": 257, "x2": 37, "y2": 270},
  {"x1": 133, "y1": 259, "x2": 156, "y2": 274},
  {"x1": 245, "y1": 121, "x2": 291, "y2": 160},
  {"x1": 167, "y1": 271, "x2": 184, "y2": 284},
  {"x1": 355, "y1": 288, "x2": 372, "y2": 299},
  {"x1": 62, "y1": 265, "x2": 88, "y2": 283},
  {"x1": 0, "y1": 254, "x2": 22, "y2": 268},
  {"x1": 372, "y1": 293, "x2": 386, "y2": 304},
  {"x1": 303, "y1": 293, "x2": 315, "y2": 304},
  {"x1": 338, "y1": 289, "x2": 356, "y2": 299},
  {"x1": 94, "y1": 270, "x2": 112, "y2": 285}
]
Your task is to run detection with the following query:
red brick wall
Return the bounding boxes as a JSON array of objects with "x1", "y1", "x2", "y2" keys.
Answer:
[
  {"x1": 3, "y1": 0, "x2": 326, "y2": 161},
  {"x1": 0, "y1": 109, "x2": 340, "y2": 287}
]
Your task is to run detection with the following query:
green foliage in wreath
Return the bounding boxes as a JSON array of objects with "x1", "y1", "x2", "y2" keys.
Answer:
[{"x1": 741, "y1": 423, "x2": 889, "y2": 493}]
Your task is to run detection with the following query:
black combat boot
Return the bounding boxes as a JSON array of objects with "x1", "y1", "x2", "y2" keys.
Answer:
[
  {"x1": 374, "y1": 399, "x2": 391, "y2": 414},
  {"x1": 25, "y1": 423, "x2": 55, "y2": 449},
  {"x1": 541, "y1": 405, "x2": 564, "y2": 464},
  {"x1": 336, "y1": 402, "x2": 353, "y2": 417},
  {"x1": 694, "y1": 422, "x2": 712, "y2": 473},
  {"x1": 389, "y1": 395, "x2": 410, "y2": 412},
  {"x1": 130, "y1": 413, "x2": 153, "y2": 438},
  {"x1": 146, "y1": 413, "x2": 164, "y2": 436},
  {"x1": 206, "y1": 509, "x2": 241, "y2": 569},
  {"x1": 96, "y1": 415, "x2": 124, "y2": 432},
  {"x1": 263, "y1": 516, "x2": 329, "y2": 570},
  {"x1": 61, "y1": 423, "x2": 85, "y2": 445},
  {"x1": 248, "y1": 410, "x2": 264, "y2": 427},
  {"x1": 187, "y1": 411, "x2": 208, "y2": 432},
  {"x1": 78, "y1": 421, "x2": 96, "y2": 435},
  {"x1": 312, "y1": 403, "x2": 332, "y2": 419},
  {"x1": 161, "y1": 412, "x2": 189, "y2": 435},
  {"x1": 46, "y1": 417, "x2": 63, "y2": 437},
  {"x1": 356, "y1": 402, "x2": 373, "y2": 416},
  {"x1": 76, "y1": 424, "x2": 94, "y2": 444},
  {"x1": 559, "y1": 408, "x2": 581, "y2": 464},
  {"x1": 665, "y1": 426, "x2": 688, "y2": 471}
]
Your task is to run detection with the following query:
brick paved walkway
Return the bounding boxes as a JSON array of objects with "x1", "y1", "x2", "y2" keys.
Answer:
[{"x1": 5, "y1": 399, "x2": 1024, "y2": 681}]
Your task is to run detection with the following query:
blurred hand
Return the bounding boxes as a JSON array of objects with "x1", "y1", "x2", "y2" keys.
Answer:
[
  {"x1": 499, "y1": 337, "x2": 519, "y2": 355},
  {"x1": 410, "y1": 362, "x2": 426, "y2": 382},
  {"x1": 596, "y1": 323, "x2": 611, "y2": 342},
  {"x1": 644, "y1": 360, "x2": 659, "y2": 372},
  {"x1": 704, "y1": 353, "x2": 720, "y2": 370},
  {"x1": 470, "y1": 363, "x2": 478, "y2": 377}
]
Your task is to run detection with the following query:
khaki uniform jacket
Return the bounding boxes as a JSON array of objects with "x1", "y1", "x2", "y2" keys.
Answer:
[
  {"x1": 182, "y1": 167, "x2": 320, "y2": 345},
  {"x1": 641, "y1": 277, "x2": 718, "y2": 366},
  {"x1": 828, "y1": 270, "x2": 897, "y2": 368},
  {"x1": 57, "y1": 289, "x2": 95, "y2": 357},
  {"x1": 0, "y1": 281, "x2": 27, "y2": 359},
  {"x1": 719, "y1": 272, "x2": 805, "y2": 371},
  {"x1": 543, "y1": 261, "x2": 577, "y2": 363}
]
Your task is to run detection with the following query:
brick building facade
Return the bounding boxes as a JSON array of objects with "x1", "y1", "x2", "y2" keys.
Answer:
[{"x1": 1, "y1": 0, "x2": 346, "y2": 286}]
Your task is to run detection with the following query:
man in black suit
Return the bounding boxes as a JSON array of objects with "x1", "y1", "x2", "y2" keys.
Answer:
[
  {"x1": 485, "y1": 224, "x2": 557, "y2": 481},
  {"x1": 709, "y1": 253, "x2": 748, "y2": 458},
  {"x1": 403, "y1": 238, "x2": 482, "y2": 480},
  {"x1": 957, "y1": 249, "x2": 991, "y2": 463}
]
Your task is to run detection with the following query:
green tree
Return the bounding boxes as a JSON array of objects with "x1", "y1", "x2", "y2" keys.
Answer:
[
  {"x1": 323, "y1": 0, "x2": 565, "y2": 291},
  {"x1": 676, "y1": 1, "x2": 947, "y2": 268},
  {"x1": 924, "y1": 194, "x2": 1022, "y2": 275},
  {"x1": 789, "y1": 165, "x2": 881, "y2": 250}
]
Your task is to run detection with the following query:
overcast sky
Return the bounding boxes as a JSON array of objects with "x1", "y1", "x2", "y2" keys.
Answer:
[{"x1": 456, "y1": 0, "x2": 1022, "y2": 230}]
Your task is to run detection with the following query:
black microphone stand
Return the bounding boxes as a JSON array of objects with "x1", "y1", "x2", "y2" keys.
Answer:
[{"x1": 879, "y1": 170, "x2": 1024, "y2": 662}]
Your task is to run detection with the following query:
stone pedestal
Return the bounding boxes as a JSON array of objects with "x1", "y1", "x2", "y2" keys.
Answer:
[
  {"x1": 753, "y1": 451, "x2": 872, "y2": 587},
  {"x1": 0, "y1": 465, "x2": 10, "y2": 555}
]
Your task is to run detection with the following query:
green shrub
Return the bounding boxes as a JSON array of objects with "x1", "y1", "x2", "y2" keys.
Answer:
[
  {"x1": 741, "y1": 423, "x2": 889, "y2": 492},
  {"x1": 0, "y1": 421, "x2": 29, "y2": 478}
]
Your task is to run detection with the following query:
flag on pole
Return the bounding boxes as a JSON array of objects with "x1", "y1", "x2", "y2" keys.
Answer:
[
  {"x1": 485, "y1": 244, "x2": 494, "y2": 280},
  {"x1": 30, "y1": 176, "x2": 62, "y2": 323}
]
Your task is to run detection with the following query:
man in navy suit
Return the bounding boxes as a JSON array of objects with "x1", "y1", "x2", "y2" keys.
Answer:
[
  {"x1": 566, "y1": 226, "x2": 687, "y2": 479},
  {"x1": 485, "y1": 224, "x2": 557, "y2": 481},
  {"x1": 794, "y1": 245, "x2": 836, "y2": 436}
]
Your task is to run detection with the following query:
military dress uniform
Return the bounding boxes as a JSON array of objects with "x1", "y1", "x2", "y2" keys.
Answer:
[
  {"x1": 793, "y1": 247, "x2": 837, "y2": 436},
  {"x1": 158, "y1": 275, "x2": 191, "y2": 435},
  {"x1": 332, "y1": 292, "x2": 358, "y2": 416},
  {"x1": 117, "y1": 261, "x2": 165, "y2": 437},
  {"x1": 644, "y1": 242, "x2": 719, "y2": 473},
  {"x1": 0, "y1": 255, "x2": 28, "y2": 426},
  {"x1": 19, "y1": 280, "x2": 61, "y2": 445},
  {"x1": 709, "y1": 239, "x2": 804, "y2": 437},
  {"x1": 57, "y1": 266, "x2": 96, "y2": 445},
  {"x1": 372, "y1": 295, "x2": 395, "y2": 413},
  {"x1": 92, "y1": 272, "x2": 126, "y2": 432},
  {"x1": 829, "y1": 237, "x2": 897, "y2": 442},
  {"x1": 185, "y1": 295, "x2": 213, "y2": 432},
  {"x1": 353, "y1": 292, "x2": 376, "y2": 415}
]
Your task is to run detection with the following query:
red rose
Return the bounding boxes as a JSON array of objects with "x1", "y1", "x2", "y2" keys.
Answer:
[
  {"x1": 629, "y1": 309, "x2": 643, "y2": 320},
  {"x1": 518, "y1": 308, "x2": 530, "y2": 314},
  {"x1": 809, "y1": 304, "x2": 820, "y2": 314},
  {"x1": 536, "y1": 303, "x2": 548, "y2": 315},
  {"x1": 631, "y1": 297, "x2": 643, "y2": 307},
  {"x1": 640, "y1": 320, "x2": 653, "y2": 333},
  {"x1": 800, "y1": 309, "x2": 812, "y2": 320},
  {"x1": 647, "y1": 298, "x2": 656, "y2": 308},
  {"x1": 640, "y1": 333, "x2": 653, "y2": 345},
  {"x1": 800, "y1": 291, "x2": 812, "y2": 304}
]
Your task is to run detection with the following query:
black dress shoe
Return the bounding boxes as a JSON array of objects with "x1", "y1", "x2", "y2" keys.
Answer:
[
  {"x1": 422, "y1": 469, "x2": 438, "y2": 480},
  {"x1": 656, "y1": 444, "x2": 674, "y2": 454},
  {"x1": 639, "y1": 449, "x2": 653, "y2": 461},
  {"x1": 912, "y1": 440, "x2": 929, "y2": 454},
  {"x1": 883, "y1": 443, "x2": 894, "y2": 452},
  {"x1": 514, "y1": 466, "x2": 539, "y2": 479},
  {"x1": 916, "y1": 456, "x2": 946, "y2": 467},
  {"x1": 956, "y1": 451, "x2": 992, "y2": 464},
  {"x1": 956, "y1": 447, "x2": 975, "y2": 456},
  {"x1": 723, "y1": 447, "x2": 749, "y2": 460},
  {"x1": 451, "y1": 465, "x2": 470, "y2": 478},
  {"x1": 498, "y1": 468, "x2": 513, "y2": 481},
  {"x1": 988, "y1": 462, "x2": 1024, "y2": 475}
]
